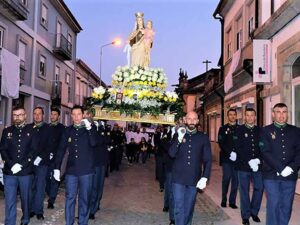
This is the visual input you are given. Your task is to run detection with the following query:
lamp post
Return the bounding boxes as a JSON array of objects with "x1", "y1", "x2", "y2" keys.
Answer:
[{"x1": 100, "y1": 39, "x2": 121, "y2": 86}]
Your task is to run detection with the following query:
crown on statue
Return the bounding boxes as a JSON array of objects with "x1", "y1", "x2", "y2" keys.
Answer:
[{"x1": 135, "y1": 12, "x2": 144, "y2": 18}]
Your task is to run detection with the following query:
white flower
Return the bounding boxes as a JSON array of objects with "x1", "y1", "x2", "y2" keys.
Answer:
[{"x1": 124, "y1": 72, "x2": 129, "y2": 77}]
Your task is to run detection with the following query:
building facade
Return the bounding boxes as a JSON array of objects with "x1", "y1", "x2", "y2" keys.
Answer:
[
  {"x1": 0, "y1": 0, "x2": 82, "y2": 135},
  {"x1": 75, "y1": 59, "x2": 106, "y2": 106}
]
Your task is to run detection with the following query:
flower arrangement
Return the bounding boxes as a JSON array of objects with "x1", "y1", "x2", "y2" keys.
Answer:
[{"x1": 86, "y1": 66, "x2": 184, "y2": 121}]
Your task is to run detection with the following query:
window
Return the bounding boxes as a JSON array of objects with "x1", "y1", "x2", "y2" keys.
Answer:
[
  {"x1": 18, "y1": 41, "x2": 26, "y2": 68},
  {"x1": 0, "y1": 26, "x2": 4, "y2": 48},
  {"x1": 55, "y1": 65, "x2": 60, "y2": 81},
  {"x1": 248, "y1": 17, "x2": 254, "y2": 38},
  {"x1": 236, "y1": 15, "x2": 243, "y2": 50},
  {"x1": 65, "y1": 73, "x2": 70, "y2": 84},
  {"x1": 20, "y1": 0, "x2": 27, "y2": 6},
  {"x1": 236, "y1": 29, "x2": 242, "y2": 50},
  {"x1": 41, "y1": 4, "x2": 48, "y2": 27},
  {"x1": 68, "y1": 86, "x2": 71, "y2": 102},
  {"x1": 67, "y1": 33, "x2": 72, "y2": 52},
  {"x1": 39, "y1": 55, "x2": 46, "y2": 77},
  {"x1": 66, "y1": 73, "x2": 70, "y2": 84},
  {"x1": 226, "y1": 28, "x2": 232, "y2": 59}
]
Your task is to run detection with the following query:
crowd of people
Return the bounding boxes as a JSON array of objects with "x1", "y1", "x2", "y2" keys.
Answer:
[{"x1": 0, "y1": 102, "x2": 300, "y2": 225}]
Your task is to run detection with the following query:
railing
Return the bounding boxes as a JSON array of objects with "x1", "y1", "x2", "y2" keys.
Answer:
[
  {"x1": 53, "y1": 33, "x2": 72, "y2": 60},
  {"x1": 0, "y1": 0, "x2": 28, "y2": 20}
]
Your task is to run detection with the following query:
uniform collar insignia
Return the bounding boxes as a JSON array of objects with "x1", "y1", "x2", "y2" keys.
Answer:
[
  {"x1": 186, "y1": 128, "x2": 197, "y2": 134},
  {"x1": 34, "y1": 122, "x2": 44, "y2": 128},
  {"x1": 74, "y1": 124, "x2": 84, "y2": 129},
  {"x1": 50, "y1": 121, "x2": 59, "y2": 126},
  {"x1": 245, "y1": 123, "x2": 254, "y2": 129},
  {"x1": 15, "y1": 122, "x2": 26, "y2": 129},
  {"x1": 274, "y1": 122, "x2": 287, "y2": 129}
]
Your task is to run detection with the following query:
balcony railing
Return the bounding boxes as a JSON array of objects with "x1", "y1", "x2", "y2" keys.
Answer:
[
  {"x1": 53, "y1": 33, "x2": 72, "y2": 60},
  {"x1": 0, "y1": 0, "x2": 28, "y2": 20},
  {"x1": 51, "y1": 80, "x2": 62, "y2": 105}
]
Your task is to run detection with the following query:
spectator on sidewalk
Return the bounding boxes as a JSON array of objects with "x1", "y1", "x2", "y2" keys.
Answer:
[
  {"x1": 234, "y1": 108, "x2": 263, "y2": 225},
  {"x1": 169, "y1": 111, "x2": 212, "y2": 225},
  {"x1": 260, "y1": 103, "x2": 300, "y2": 225},
  {"x1": 218, "y1": 108, "x2": 239, "y2": 209},
  {"x1": 140, "y1": 137, "x2": 149, "y2": 164}
]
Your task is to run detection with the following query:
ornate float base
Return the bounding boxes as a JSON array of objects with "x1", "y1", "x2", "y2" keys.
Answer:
[{"x1": 93, "y1": 105, "x2": 175, "y2": 125}]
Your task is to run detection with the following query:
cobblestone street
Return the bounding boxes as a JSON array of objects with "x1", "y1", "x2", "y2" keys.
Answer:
[{"x1": 0, "y1": 158, "x2": 229, "y2": 225}]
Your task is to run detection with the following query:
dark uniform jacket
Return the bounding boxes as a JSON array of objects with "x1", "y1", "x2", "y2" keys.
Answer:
[
  {"x1": 0, "y1": 124, "x2": 38, "y2": 176},
  {"x1": 234, "y1": 124, "x2": 262, "y2": 172},
  {"x1": 169, "y1": 130, "x2": 212, "y2": 186},
  {"x1": 30, "y1": 122, "x2": 51, "y2": 166},
  {"x1": 218, "y1": 123, "x2": 239, "y2": 165},
  {"x1": 54, "y1": 125, "x2": 98, "y2": 176},
  {"x1": 260, "y1": 123, "x2": 300, "y2": 181},
  {"x1": 47, "y1": 123, "x2": 65, "y2": 164},
  {"x1": 94, "y1": 126, "x2": 109, "y2": 166},
  {"x1": 161, "y1": 132, "x2": 173, "y2": 173}
]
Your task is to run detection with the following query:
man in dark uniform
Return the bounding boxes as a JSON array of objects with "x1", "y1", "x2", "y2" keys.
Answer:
[
  {"x1": 46, "y1": 108, "x2": 65, "y2": 209},
  {"x1": 161, "y1": 127, "x2": 174, "y2": 225},
  {"x1": 169, "y1": 111, "x2": 212, "y2": 225},
  {"x1": 154, "y1": 127, "x2": 162, "y2": 184},
  {"x1": 89, "y1": 120, "x2": 110, "y2": 219},
  {"x1": 0, "y1": 106, "x2": 37, "y2": 225},
  {"x1": 30, "y1": 106, "x2": 49, "y2": 220},
  {"x1": 110, "y1": 124, "x2": 123, "y2": 172},
  {"x1": 234, "y1": 108, "x2": 263, "y2": 225},
  {"x1": 218, "y1": 108, "x2": 239, "y2": 208},
  {"x1": 260, "y1": 103, "x2": 300, "y2": 225},
  {"x1": 53, "y1": 105, "x2": 98, "y2": 225}
]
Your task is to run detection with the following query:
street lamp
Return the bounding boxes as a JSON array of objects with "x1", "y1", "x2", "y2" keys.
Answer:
[{"x1": 100, "y1": 38, "x2": 122, "y2": 86}]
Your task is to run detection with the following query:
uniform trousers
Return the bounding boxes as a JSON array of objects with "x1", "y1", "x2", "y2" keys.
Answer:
[
  {"x1": 173, "y1": 183, "x2": 197, "y2": 225},
  {"x1": 31, "y1": 165, "x2": 48, "y2": 214},
  {"x1": 65, "y1": 173, "x2": 93, "y2": 225},
  {"x1": 221, "y1": 162, "x2": 238, "y2": 204},
  {"x1": 4, "y1": 174, "x2": 33, "y2": 225},
  {"x1": 264, "y1": 179, "x2": 296, "y2": 225},
  {"x1": 238, "y1": 171, "x2": 263, "y2": 219},
  {"x1": 90, "y1": 165, "x2": 106, "y2": 214}
]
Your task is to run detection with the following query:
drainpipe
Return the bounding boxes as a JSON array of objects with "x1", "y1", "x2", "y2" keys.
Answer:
[
  {"x1": 255, "y1": 0, "x2": 259, "y2": 28},
  {"x1": 214, "y1": 89, "x2": 224, "y2": 126},
  {"x1": 213, "y1": 13, "x2": 225, "y2": 125}
]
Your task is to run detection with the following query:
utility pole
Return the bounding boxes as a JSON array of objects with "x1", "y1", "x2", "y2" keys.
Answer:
[{"x1": 202, "y1": 60, "x2": 212, "y2": 72}]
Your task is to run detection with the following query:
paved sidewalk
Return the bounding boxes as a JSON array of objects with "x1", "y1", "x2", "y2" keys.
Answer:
[{"x1": 0, "y1": 159, "x2": 300, "y2": 224}]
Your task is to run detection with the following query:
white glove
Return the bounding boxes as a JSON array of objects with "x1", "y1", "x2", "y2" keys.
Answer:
[
  {"x1": 171, "y1": 127, "x2": 176, "y2": 138},
  {"x1": 53, "y1": 169, "x2": 60, "y2": 181},
  {"x1": 11, "y1": 163, "x2": 23, "y2": 174},
  {"x1": 94, "y1": 121, "x2": 99, "y2": 131},
  {"x1": 229, "y1": 152, "x2": 237, "y2": 161},
  {"x1": 100, "y1": 121, "x2": 105, "y2": 127},
  {"x1": 33, "y1": 156, "x2": 42, "y2": 166},
  {"x1": 251, "y1": 164, "x2": 259, "y2": 172},
  {"x1": 0, "y1": 160, "x2": 4, "y2": 169},
  {"x1": 281, "y1": 166, "x2": 293, "y2": 177},
  {"x1": 81, "y1": 119, "x2": 92, "y2": 130},
  {"x1": 248, "y1": 158, "x2": 260, "y2": 172},
  {"x1": 107, "y1": 146, "x2": 113, "y2": 152},
  {"x1": 196, "y1": 177, "x2": 208, "y2": 190},
  {"x1": 177, "y1": 127, "x2": 186, "y2": 143},
  {"x1": 50, "y1": 153, "x2": 54, "y2": 160}
]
